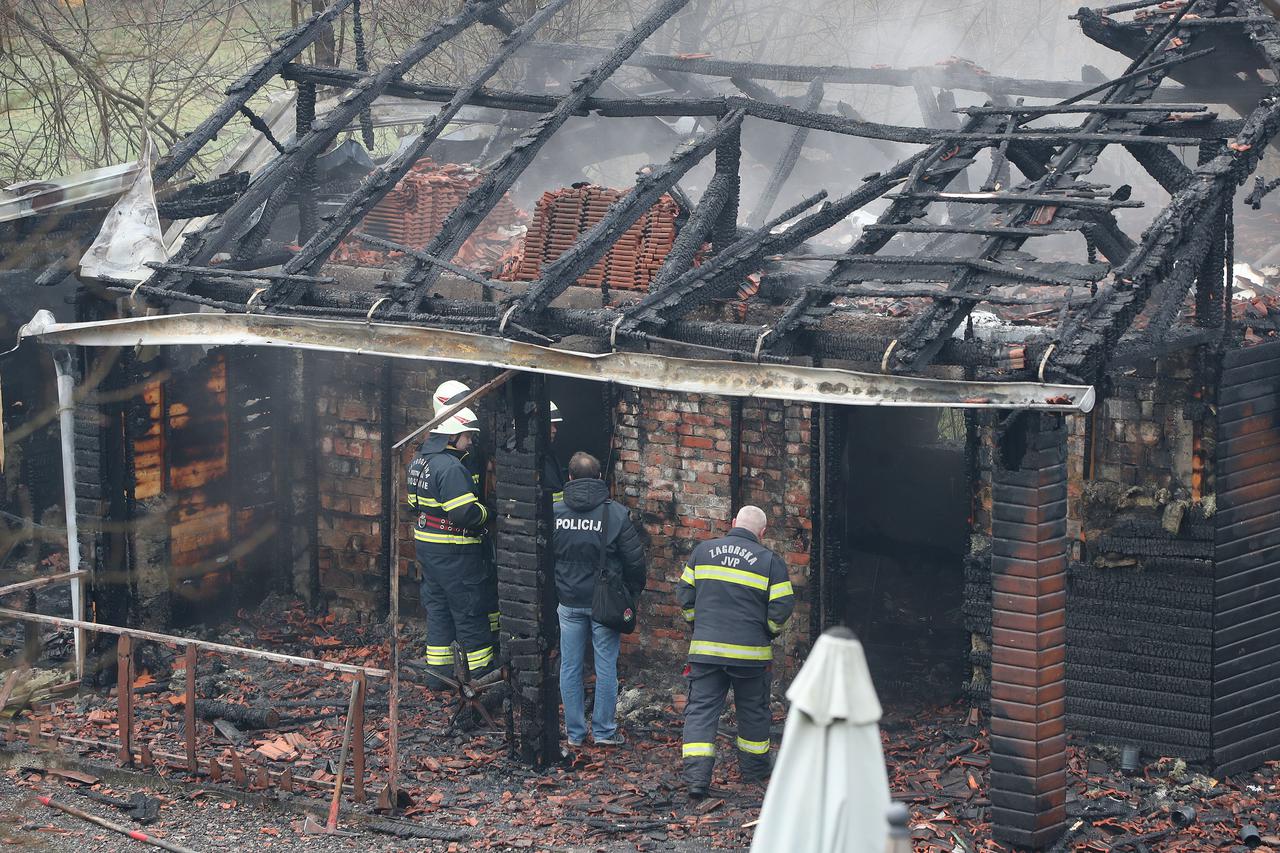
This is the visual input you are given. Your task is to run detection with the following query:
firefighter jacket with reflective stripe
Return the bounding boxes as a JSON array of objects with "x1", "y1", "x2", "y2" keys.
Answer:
[
  {"x1": 675, "y1": 528, "x2": 795, "y2": 666},
  {"x1": 407, "y1": 434, "x2": 489, "y2": 550},
  {"x1": 552, "y1": 477, "x2": 647, "y2": 609},
  {"x1": 544, "y1": 451, "x2": 566, "y2": 503}
]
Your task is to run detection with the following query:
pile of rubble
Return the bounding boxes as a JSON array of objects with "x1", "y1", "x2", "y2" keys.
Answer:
[
  {"x1": 887, "y1": 704, "x2": 1280, "y2": 852},
  {"x1": 500, "y1": 184, "x2": 680, "y2": 292},
  {"x1": 328, "y1": 159, "x2": 524, "y2": 271}
]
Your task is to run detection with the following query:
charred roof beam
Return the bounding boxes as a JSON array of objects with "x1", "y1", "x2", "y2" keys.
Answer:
[
  {"x1": 157, "y1": 0, "x2": 512, "y2": 294},
  {"x1": 399, "y1": 0, "x2": 694, "y2": 302},
  {"x1": 278, "y1": 0, "x2": 576, "y2": 284},
  {"x1": 152, "y1": 0, "x2": 356, "y2": 183}
]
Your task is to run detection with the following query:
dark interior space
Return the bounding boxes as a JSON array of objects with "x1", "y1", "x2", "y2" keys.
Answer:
[
  {"x1": 840, "y1": 406, "x2": 971, "y2": 704},
  {"x1": 544, "y1": 376, "x2": 613, "y2": 480}
]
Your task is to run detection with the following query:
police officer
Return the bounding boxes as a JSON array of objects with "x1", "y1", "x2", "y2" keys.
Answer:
[
  {"x1": 552, "y1": 452, "x2": 646, "y2": 746},
  {"x1": 545, "y1": 400, "x2": 566, "y2": 503},
  {"x1": 431, "y1": 379, "x2": 499, "y2": 640},
  {"x1": 675, "y1": 505, "x2": 795, "y2": 798},
  {"x1": 407, "y1": 402, "x2": 495, "y2": 683}
]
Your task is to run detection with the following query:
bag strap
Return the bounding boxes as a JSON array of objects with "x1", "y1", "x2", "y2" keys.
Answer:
[{"x1": 596, "y1": 500, "x2": 612, "y2": 575}]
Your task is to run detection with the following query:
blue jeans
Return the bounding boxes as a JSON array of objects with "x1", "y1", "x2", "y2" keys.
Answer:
[{"x1": 557, "y1": 604, "x2": 620, "y2": 742}]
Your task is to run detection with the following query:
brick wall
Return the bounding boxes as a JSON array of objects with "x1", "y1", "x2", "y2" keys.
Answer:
[
  {"x1": 306, "y1": 364, "x2": 818, "y2": 681},
  {"x1": 612, "y1": 389, "x2": 814, "y2": 680}
]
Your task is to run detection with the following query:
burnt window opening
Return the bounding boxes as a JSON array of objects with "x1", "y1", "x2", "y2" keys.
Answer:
[
  {"x1": 839, "y1": 406, "x2": 971, "y2": 707},
  {"x1": 543, "y1": 377, "x2": 613, "y2": 484}
]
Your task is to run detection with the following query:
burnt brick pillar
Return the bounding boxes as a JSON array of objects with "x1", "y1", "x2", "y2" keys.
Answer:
[
  {"x1": 990, "y1": 412, "x2": 1068, "y2": 850},
  {"x1": 495, "y1": 373, "x2": 559, "y2": 765}
]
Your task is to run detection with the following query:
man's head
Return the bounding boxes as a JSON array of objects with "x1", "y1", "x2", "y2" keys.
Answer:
[
  {"x1": 430, "y1": 405, "x2": 480, "y2": 449},
  {"x1": 567, "y1": 451, "x2": 601, "y2": 481},
  {"x1": 734, "y1": 505, "x2": 768, "y2": 537}
]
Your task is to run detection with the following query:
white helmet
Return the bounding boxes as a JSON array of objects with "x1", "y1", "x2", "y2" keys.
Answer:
[
  {"x1": 549, "y1": 400, "x2": 563, "y2": 424},
  {"x1": 433, "y1": 379, "x2": 471, "y2": 415},
  {"x1": 431, "y1": 406, "x2": 480, "y2": 435}
]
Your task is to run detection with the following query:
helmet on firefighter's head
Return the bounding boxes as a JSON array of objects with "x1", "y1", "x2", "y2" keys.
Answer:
[
  {"x1": 431, "y1": 406, "x2": 480, "y2": 435},
  {"x1": 433, "y1": 379, "x2": 471, "y2": 415},
  {"x1": 549, "y1": 400, "x2": 563, "y2": 424}
]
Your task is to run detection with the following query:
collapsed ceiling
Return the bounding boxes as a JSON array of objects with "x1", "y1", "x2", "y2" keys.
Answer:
[{"x1": 82, "y1": 0, "x2": 1280, "y2": 388}]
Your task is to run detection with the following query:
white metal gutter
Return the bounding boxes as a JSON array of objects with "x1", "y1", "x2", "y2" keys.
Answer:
[{"x1": 20, "y1": 312, "x2": 1095, "y2": 412}]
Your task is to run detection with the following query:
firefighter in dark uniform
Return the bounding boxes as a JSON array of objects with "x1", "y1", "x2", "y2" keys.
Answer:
[
  {"x1": 545, "y1": 400, "x2": 566, "y2": 503},
  {"x1": 432, "y1": 380, "x2": 499, "y2": 640},
  {"x1": 407, "y1": 401, "x2": 495, "y2": 682},
  {"x1": 675, "y1": 505, "x2": 795, "y2": 798}
]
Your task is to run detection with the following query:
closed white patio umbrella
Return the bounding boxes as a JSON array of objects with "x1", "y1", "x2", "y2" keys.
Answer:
[{"x1": 750, "y1": 626, "x2": 892, "y2": 853}]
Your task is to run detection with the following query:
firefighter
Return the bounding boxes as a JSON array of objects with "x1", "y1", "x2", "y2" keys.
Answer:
[
  {"x1": 407, "y1": 403, "x2": 495, "y2": 683},
  {"x1": 545, "y1": 400, "x2": 566, "y2": 503},
  {"x1": 675, "y1": 505, "x2": 795, "y2": 798},
  {"x1": 431, "y1": 379, "x2": 499, "y2": 639}
]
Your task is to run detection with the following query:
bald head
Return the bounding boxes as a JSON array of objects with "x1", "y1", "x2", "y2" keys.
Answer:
[{"x1": 734, "y1": 505, "x2": 768, "y2": 536}]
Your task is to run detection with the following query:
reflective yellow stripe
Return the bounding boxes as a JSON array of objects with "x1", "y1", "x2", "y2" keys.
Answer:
[
  {"x1": 682, "y1": 742, "x2": 715, "y2": 757},
  {"x1": 736, "y1": 736, "x2": 770, "y2": 755},
  {"x1": 407, "y1": 494, "x2": 418, "y2": 507},
  {"x1": 442, "y1": 493, "x2": 478, "y2": 511},
  {"x1": 425, "y1": 645, "x2": 453, "y2": 665},
  {"x1": 467, "y1": 646, "x2": 494, "y2": 671},
  {"x1": 682, "y1": 608, "x2": 695, "y2": 622},
  {"x1": 689, "y1": 640, "x2": 772, "y2": 661},
  {"x1": 476, "y1": 503, "x2": 489, "y2": 524},
  {"x1": 414, "y1": 497, "x2": 444, "y2": 508},
  {"x1": 767, "y1": 619, "x2": 784, "y2": 634},
  {"x1": 692, "y1": 565, "x2": 768, "y2": 590},
  {"x1": 414, "y1": 530, "x2": 484, "y2": 545},
  {"x1": 489, "y1": 612, "x2": 500, "y2": 632},
  {"x1": 680, "y1": 565, "x2": 695, "y2": 585},
  {"x1": 551, "y1": 491, "x2": 564, "y2": 502},
  {"x1": 769, "y1": 581, "x2": 793, "y2": 600}
]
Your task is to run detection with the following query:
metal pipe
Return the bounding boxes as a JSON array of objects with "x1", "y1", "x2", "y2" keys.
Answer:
[
  {"x1": 51, "y1": 349, "x2": 85, "y2": 679},
  {"x1": 37, "y1": 795, "x2": 199, "y2": 853},
  {"x1": 0, "y1": 606, "x2": 389, "y2": 677}
]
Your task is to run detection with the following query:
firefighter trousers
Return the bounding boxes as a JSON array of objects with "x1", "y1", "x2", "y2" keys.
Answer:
[
  {"x1": 417, "y1": 543, "x2": 496, "y2": 679},
  {"x1": 681, "y1": 662, "x2": 772, "y2": 788}
]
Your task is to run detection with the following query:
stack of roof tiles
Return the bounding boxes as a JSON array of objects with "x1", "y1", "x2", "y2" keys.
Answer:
[
  {"x1": 331, "y1": 158, "x2": 521, "y2": 269},
  {"x1": 501, "y1": 184, "x2": 679, "y2": 291}
]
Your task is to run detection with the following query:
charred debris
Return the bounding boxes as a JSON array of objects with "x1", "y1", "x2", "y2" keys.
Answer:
[{"x1": 4, "y1": 0, "x2": 1280, "y2": 850}]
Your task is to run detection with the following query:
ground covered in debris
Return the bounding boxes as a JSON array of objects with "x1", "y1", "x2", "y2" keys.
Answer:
[{"x1": 3, "y1": 598, "x2": 1279, "y2": 851}]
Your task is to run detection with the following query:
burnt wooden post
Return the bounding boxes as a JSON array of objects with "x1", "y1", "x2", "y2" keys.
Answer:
[
  {"x1": 184, "y1": 644, "x2": 198, "y2": 774},
  {"x1": 990, "y1": 412, "x2": 1068, "y2": 850},
  {"x1": 352, "y1": 671, "x2": 366, "y2": 802},
  {"x1": 116, "y1": 635, "x2": 134, "y2": 765},
  {"x1": 711, "y1": 125, "x2": 741, "y2": 254},
  {"x1": 495, "y1": 372, "x2": 558, "y2": 766}
]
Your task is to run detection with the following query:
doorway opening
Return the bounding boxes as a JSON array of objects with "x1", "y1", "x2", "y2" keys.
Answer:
[
  {"x1": 840, "y1": 406, "x2": 971, "y2": 705},
  {"x1": 543, "y1": 377, "x2": 613, "y2": 484}
]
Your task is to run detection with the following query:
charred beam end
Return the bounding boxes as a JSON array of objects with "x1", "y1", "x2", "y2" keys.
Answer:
[
  {"x1": 1050, "y1": 96, "x2": 1280, "y2": 383},
  {"x1": 153, "y1": 0, "x2": 356, "y2": 183},
  {"x1": 512, "y1": 109, "x2": 744, "y2": 321},
  {"x1": 284, "y1": 0, "x2": 576, "y2": 276},
  {"x1": 402, "y1": 0, "x2": 694, "y2": 298},
  {"x1": 649, "y1": 170, "x2": 731, "y2": 293}
]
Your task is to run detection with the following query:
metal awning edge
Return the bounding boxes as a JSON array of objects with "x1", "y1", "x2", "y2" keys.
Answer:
[{"x1": 20, "y1": 312, "x2": 1095, "y2": 412}]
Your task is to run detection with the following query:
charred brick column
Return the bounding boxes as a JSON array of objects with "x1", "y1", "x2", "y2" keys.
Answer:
[
  {"x1": 990, "y1": 413, "x2": 1068, "y2": 850},
  {"x1": 495, "y1": 373, "x2": 558, "y2": 765}
]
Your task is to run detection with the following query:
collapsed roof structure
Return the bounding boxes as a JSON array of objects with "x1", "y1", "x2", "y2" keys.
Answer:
[
  {"x1": 8, "y1": 0, "x2": 1280, "y2": 849},
  {"x1": 41, "y1": 0, "x2": 1277, "y2": 393}
]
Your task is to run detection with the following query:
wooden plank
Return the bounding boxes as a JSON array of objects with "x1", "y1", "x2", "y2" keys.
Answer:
[
  {"x1": 1217, "y1": 459, "x2": 1280, "y2": 496},
  {"x1": 1216, "y1": 554, "x2": 1280, "y2": 594},
  {"x1": 1217, "y1": 376, "x2": 1280, "y2": 407},
  {"x1": 1214, "y1": 658, "x2": 1280, "y2": 702},
  {"x1": 1219, "y1": 354, "x2": 1280, "y2": 388},
  {"x1": 1214, "y1": 634, "x2": 1280, "y2": 680},
  {"x1": 1215, "y1": 577, "x2": 1280, "y2": 616},
  {"x1": 1214, "y1": 523, "x2": 1280, "y2": 563},
  {"x1": 1214, "y1": 444, "x2": 1280, "y2": 479},
  {"x1": 1217, "y1": 391, "x2": 1280, "y2": 426},
  {"x1": 1213, "y1": 490, "x2": 1280, "y2": 529},
  {"x1": 1210, "y1": 721, "x2": 1280, "y2": 767},
  {"x1": 1212, "y1": 686, "x2": 1280, "y2": 730},
  {"x1": 1223, "y1": 340, "x2": 1280, "y2": 368}
]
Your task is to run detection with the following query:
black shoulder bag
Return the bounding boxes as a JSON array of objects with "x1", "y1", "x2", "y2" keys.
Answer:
[{"x1": 590, "y1": 501, "x2": 637, "y2": 634}]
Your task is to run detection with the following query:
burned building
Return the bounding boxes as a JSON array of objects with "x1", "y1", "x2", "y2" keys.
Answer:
[{"x1": 4, "y1": 0, "x2": 1280, "y2": 848}]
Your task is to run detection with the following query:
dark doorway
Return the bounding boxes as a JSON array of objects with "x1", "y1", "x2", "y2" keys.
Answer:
[
  {"x1": 840, "y1": 407, "x2": 971, "y2": 705},
  {"x1": 544, "y1": 377, "x2": 613, "y2": 480}
]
